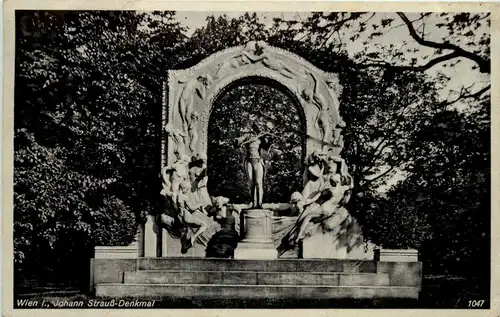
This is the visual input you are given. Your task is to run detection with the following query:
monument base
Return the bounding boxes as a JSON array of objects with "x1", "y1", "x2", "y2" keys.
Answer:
[
  {"x1": 374, "y1": 249, "x2": 418, "y2": 262},
  {"x1": 235, "y1": 208, "x2": 278, "y2": 259},
  {"x1": 302, "y1": 232, "x2": 347, "y2": 259},
  {"x1": 93, "y1": 257, "x2": 423, "y2": 301},
  {"x1": 301, "y1": 214, "x2": 371, "y2": 260},
  {"x1": 234, "y1": 241, "x2": 278, "y2": 259}
]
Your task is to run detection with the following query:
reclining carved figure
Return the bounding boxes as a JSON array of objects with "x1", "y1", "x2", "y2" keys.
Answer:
[{"x1": 279, "y1": 151, "x2": 353, "y2": 254}]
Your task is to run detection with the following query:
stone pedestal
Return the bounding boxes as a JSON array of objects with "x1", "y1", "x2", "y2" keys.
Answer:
[
  {"x1": 374, "y1": 249, "x2": 419, "y2": 262},
  {"x1": 140, "y1": 215, "x2": 158, "y2": 257},
  {"x1": 300, "y1": 214, "x2": 372, "y2": 260},
  {"x1": 302, "y1": 232, "x2": 347, "y2": 259},
  {"x1": 94, "y1": 245, "x2": 139, "y2": 259},
  {"x1": 234, "y1": 209, "x2": 278, "y2": 259}
]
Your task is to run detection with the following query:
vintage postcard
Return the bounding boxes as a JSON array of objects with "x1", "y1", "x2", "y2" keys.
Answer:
[{"x1": 2, "y1": 1, "x2": 499, "y2": 316}]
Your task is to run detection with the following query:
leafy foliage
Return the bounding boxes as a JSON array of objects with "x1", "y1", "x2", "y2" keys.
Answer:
[
  {"x1": 14, "y1": 10, "x2": 187, "y2": 280},
  {"x1": 208, "y1": 82, "x2": 304, "y2": 203}
]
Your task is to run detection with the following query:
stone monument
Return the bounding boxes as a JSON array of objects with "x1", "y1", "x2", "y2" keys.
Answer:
[
  {"x1": 91, "y1": 42, "x2": 422, "y2": 302},
  {"x1": 158, "y1": 40, "x2": 356, "y2": 258}
]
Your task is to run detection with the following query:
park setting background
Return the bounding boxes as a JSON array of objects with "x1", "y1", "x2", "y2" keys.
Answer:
[{"x1": 13, "y1": 10, "x2": 490, "y2": 308}]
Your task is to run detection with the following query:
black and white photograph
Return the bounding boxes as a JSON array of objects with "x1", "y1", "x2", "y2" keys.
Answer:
[{"x1": 4, "y1": 3, "x2": 494, "y2": 312}]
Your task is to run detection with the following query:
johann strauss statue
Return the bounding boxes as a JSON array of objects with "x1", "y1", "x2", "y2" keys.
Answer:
[{"x1": 235, "y1": 121, "x2": 276, "y2": 209}]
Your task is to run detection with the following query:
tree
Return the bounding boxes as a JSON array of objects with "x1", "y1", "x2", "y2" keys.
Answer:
[
  {"x1": 271, "y1": 12, "x2": 490, "y2": 105},
  {"x1": 14, "y1": 10, "x2": 187, "y2": 284},
  {"x1": 395, "y1": 98, "x2": 489, "y2": 273}
]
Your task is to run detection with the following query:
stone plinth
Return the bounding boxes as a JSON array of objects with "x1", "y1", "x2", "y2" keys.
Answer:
[
  {"x1": 94, "y1": 245, "x2": 139, "y2": 259},
  {"x1": 374, "y1": 249, "x2": 419, "y2": 262},
  {"x1": 300, "y1": 214, "x2": 371, "y2": 260},
  {"x1": 302, "y1": 232, "x2": 347, "y2": 259},
  {"x1": 137, "y1": 215, "x2": 157, "y2": 257},
  {"x1": 93, "y1": 258, "x2": 423, "y2": 300},
  {"x1": 235, "y1": 209, "x2": 278, "y2": 259}
]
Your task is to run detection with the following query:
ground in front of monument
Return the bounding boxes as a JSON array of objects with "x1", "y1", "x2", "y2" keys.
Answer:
[{"x1": 10, "y1": 9, "x2": 491, "y2": 310}]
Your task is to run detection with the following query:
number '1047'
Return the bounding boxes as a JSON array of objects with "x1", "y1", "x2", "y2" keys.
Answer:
[{"x1": 468, "y1": 300, "x2": 485, "y2": 308}]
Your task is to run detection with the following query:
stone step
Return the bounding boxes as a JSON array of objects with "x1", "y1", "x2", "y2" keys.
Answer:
[
  {"x1": 124, "y1": 270, "x2": 390, "y2": 286},
  {"x1": 95, "y1": 283, "x2": 419, "y2": 299},
  {"x1": 137, "y1": 257, "x2": 377, "y2": 273}
]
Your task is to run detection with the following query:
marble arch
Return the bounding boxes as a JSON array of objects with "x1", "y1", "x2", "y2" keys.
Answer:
[{"x1": 161, "y1": 41, "x2": 345, "y2": 168}]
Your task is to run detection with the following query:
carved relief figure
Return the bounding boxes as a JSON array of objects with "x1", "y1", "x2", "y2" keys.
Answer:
[
  {"x1": 325, "y1": 77, "x2": 343, "y2": 124},
  {"x1": 161, "y1": 154, "x2": 191, "y2": 202},
  {"x1": 301, "y1": 148, "x2": 328, "y2": 194},
  {"x1": 178, "y1": 74, "x2": 212, "y2": 135},
  {"x1": 189, "y1": 153, "x2": 212, "y2": 215},
  {"x1": 175, "y1": 180, "x2": 209, "y2": 253},
  {"x1": 216, "y1": 41, "x2": 306, "y2": 80},
  {"x1": 159, "y1": 152, "x2": 216, "y2": 254},
  {"x1": 165, "y1": 123, "x2": 188, "y2": 160},
  {"x1": 325, "y1": 77, "x2": 345, "y2": 147},
  {"x1": 235, "y1": 122, "x2": 275, "y2": 209},
  {"x1": 205, "y1": 196, "x2": 240, "y2": 258},
  {"x1": 332, "y1": 120, "x2": 346, "y2": 148},
  {"x1": 293, "y1": 172, "x2": 352, "y2": 242},
  {"x1": 215, "y1": 41, "x2": 264, "y2": 78},
  {"x1": 300, "y1": 72, "x2": 334, "y2": 150},
  {"x1": 187, "y1": 112, "x2": 200, "y2": 152},
  {"x1": 244, "y1": 42, "x2": 305, "y2": 79},
  {"x1": 279, "y1": 151, "x2": 353, "y2": 253},
  {"x1": 289, "y1": 192, "x2": 304, "y2": 216},
  {"x1": 257, "y1": 47, "x2": 305, "y2": 79}
]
